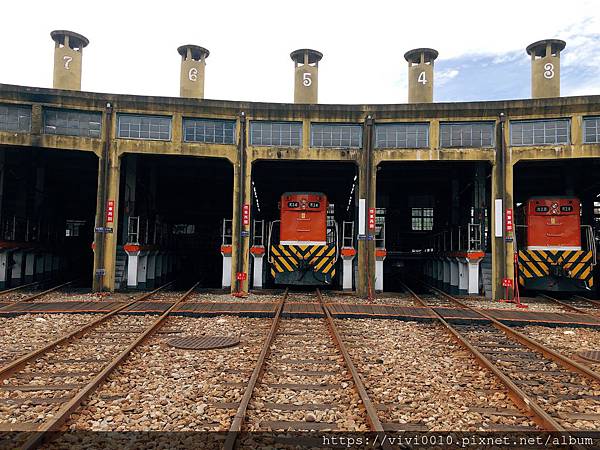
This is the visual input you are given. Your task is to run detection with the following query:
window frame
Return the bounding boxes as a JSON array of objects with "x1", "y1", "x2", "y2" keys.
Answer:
[
  {"x1": 43, "y1": 107, "x2": 102, "y2": 138},
  {"x1": 439, "y1": 121, "x2": 495, "y2": 148},
  {"x1": 509, "y1": 118, "x2": 570, "y2": 146},
  {"x1": 583, "y1": 116, "x2": 600, "y2": 144},
  {"x1": 183, "y1": 117, "x2": 236, "y2": 145},
  {"x1": 310, "y1": 123, "x2": 363, "y2": 149},
  {"x1": 0, "y1": 103, "x2": 32, "y2": 134},
  {"x1": 411, "y1": 207, "x2": 434, "y2": 231},
  {"x1": 375, "y1": 122, "x2": 429, "y2": 149},
  {"x1": 117, "y1": 114, "x2": 172, "y2": 141},
  {"x1": 249, "y1": 121, "x2": 303, "y2": 147}
]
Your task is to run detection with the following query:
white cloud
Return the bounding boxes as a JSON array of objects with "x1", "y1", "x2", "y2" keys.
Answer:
[{"x1": 436, "y1": 69, "x2": 459, "y2": 87}]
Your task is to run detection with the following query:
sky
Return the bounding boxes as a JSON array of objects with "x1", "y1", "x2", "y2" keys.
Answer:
[{"x1": 1, "y1": 0, "x2": 599, "y2": 104}]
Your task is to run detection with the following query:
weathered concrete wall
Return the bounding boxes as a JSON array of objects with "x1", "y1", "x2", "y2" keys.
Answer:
[{"x1": 1, "y1": 84, "x2": 600, "y2": 294}]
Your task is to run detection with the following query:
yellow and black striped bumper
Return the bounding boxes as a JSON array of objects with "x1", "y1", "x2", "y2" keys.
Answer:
[
  {"x1": 270, "y1": 244, "x2": 337, "y2": 281},
  {"x1": 518, "y1": 249, "x2": 594, "y2": 288}
]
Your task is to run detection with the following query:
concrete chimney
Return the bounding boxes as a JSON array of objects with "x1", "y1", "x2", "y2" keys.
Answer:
[
  {"x1": 51, "y1": 30, "x2": 89, "y2": 90},
  {"x1": 404, "y1": 48, "x2": 438, "y2": 103},
  {"x1": 177, "y1": 45, "x2": 210, "y2": 99},
  {"x1": 290, "y1": 49, "x2": 323, "y2": 104},
  {"x1": 526, "y1": 39, "x2": 566, "y2": 99}
]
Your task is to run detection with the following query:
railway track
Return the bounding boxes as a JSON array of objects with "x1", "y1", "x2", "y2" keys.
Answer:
[
  {"x1": 0, "y1": 279, "x2": 78, "y2": 310},
  {"x1": 0, "y1": 280, "x2": 197, "y2": 449},
  {"x1": 403, "y1": 280, "x2": 600, "y2": 432},
  {"x1": 539, "y1": 293, "x2": 600, "y2": 318},
  {"x1": 225, "y1": 288, "x2": 387, "y2": 449}
]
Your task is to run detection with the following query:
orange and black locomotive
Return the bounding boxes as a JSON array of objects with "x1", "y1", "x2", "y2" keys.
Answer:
[
  {"x1": 268, "y1": 192, "x2": 338, "y2": 285},
  {"x1": 516, "y1": 197, "x2": 596, "y2": 292}
]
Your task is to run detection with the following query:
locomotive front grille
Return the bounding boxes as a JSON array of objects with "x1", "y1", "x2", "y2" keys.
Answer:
[
  {"x1": 270, "y1": 243, "x2": 337, "y2": 283},
  {"x1": 517, "y1": 249, "x2": 594, "y2": 289}
]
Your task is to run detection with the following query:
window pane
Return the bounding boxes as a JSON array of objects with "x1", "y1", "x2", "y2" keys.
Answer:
[
  {"x1": 183, "y1": 118, "x2": 236, "y2": 144},
  {"x1": 117, "y1": 114, "x2": 171, "y2": 140},
  {"x1": 0, "y1": 104, "x2": 32, "y2": 133},
  {"x1": 311, "y1": 123, "x2": 362, "y2": 148},
  {"x1": 510, "y1": 119, "x2": 570, "y2": 146},
  {"x1": 375, "y1": 123, "x2": 429, "y2": 148},
  {"x1": 43, "y1": 108, "x2": 102, "y2": 138},
  {"x1": 439, "y1": 122, "x2": 495, "y2": 148},
  {"x1": 583, "y1": 117, "x2": 600, "y2": 144},
  {"x1": 249, "y1": 121, "x2": 302, "y2": 147}
]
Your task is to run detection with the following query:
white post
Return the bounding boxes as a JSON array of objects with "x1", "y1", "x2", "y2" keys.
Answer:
[
  {"x1": 443, "y1": 258, "x2": 451, "y2": 290},
  {"x1": 25, "y1": 252, "x2": 35, "y2": 283},
  {"x1": 11, "y1": 251, "x2": 24, "y2": 286},
  {"x1": 450, "y1": 259, "x2": 459, "y2": 295},
  {"x1": 458, "y1": 259, "x2": 468, "y2": 294},
  {"x1": 137, "y1": 253, "x2": 148, "y2": 290},
  {"x1": 0, "y1": 252, "x2": 8, "y2": 289},
  {"x1": 127, "y1": 254, "x2": 139, "y2": 288},
  {"x1": 146, "y1": 252, "x2": 156, "y2": 289},
  {"x1": 252, "y1": 253, "x2": 264, "y2": 289},
  {"x1": 468, "y1": 260, "x2": 480, "y2": 295}
]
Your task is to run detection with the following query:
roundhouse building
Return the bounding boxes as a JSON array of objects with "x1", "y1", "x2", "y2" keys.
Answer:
[{"x1": 0, "y1": 32, "x2": 599, "y2": 300}]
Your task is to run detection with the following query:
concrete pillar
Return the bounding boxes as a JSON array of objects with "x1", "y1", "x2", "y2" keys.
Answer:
[
  {"x1": 458, "y1": 259, "x2": 468, "y2": 295},
  {"x1": 0, "y1": 252, "x2": 8, "y2": 289},
  {"x1": 25, "y1": 251, "x2": 35, "y2": 283},
  {"x1": 146, "y1": 252, "x2": 156, "y2": 289},
  {"x1": 357, "y1": 157, "x2": 377, "y2": 297},
  {"x1": 230, "y1": 152, "x2": 251, "y2": 293},
  {"x1": 450, "y1": 259, "x2": 459, "y2": 295},
  {"x1": 11, "y1": 251, "x2": 24, "y2": 286},
  {"x1": 93, "y1": 127, "x2": 120, "y2": 292},
  {"x1": 250, "y1": 247, "x2": 265, "y2": 289}
]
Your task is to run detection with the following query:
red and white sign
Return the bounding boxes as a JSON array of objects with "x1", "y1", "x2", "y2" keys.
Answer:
[
  {"x1": 505, "y1": 208, "x2": 513, "y2": 232},
  {"x1": 106, "y1": 200, "x2": 115, "y2": 223},
  {"x1": 502, "y1": 278, "x2": 513, "y2": 288},
  {"x1": 236, "y1": 272, "x2": 247, "y2": 281},
  {"x1": 242, "y1": 204, "x2": 250, "y2": 226},
  {"x1": 368, "y1": 208, "x2": 376, "y2": 231}
]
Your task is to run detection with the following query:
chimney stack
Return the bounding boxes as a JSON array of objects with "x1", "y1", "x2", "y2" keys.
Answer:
[
  {"x1": 290, "y1": 49, "x2": 323, "y2": 104},
  {"x1": 177, "y1": 45, "x2": 210, "y2": 99},
  {"x1": 51, "y1": 30, "x2": 89, "y2": 90},
  {"x1": 526, "y1": 39, "x2": 566, "y2": 99},
  {"x1": 404, "y1": 48, "x2": 438, "y2": 103}
]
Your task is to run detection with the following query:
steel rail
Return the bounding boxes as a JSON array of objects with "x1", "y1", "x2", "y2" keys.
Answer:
[
  {"x1": 20, "y1": 280, "x2": 198, "y2": 450},
  {"x1": 316, "y1": 289, "x2": 384, "y2": 432},
  {"x1": 399, "y1": 281, "x2": 563, "y2": 431},
  {"x1": 574, "y1": 294, "x2": 600, "y2": 308},
  {"x1": 0, "y1": 280, "x2": 43, "y2": 296},
  {"x1": 0, "y1": 279, "x2": 78, "y2": 311},
  {"x1": 539, "y1": 293, "x2": 600, "y2": 318},
  {"x1": 224, "y1": 288, "x2": 288, "y2": 450},
  {"x1": 0, "y1": 280, "x2": 175, "y2": 381},
  {"x1": 420, "y1": 282, "x2": 600, "y2": 385}
]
